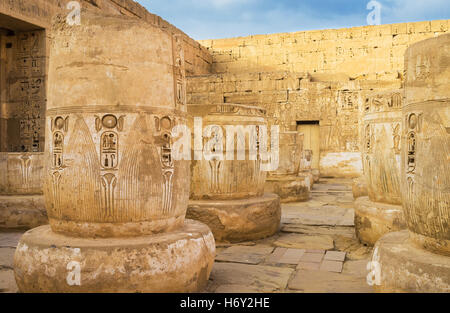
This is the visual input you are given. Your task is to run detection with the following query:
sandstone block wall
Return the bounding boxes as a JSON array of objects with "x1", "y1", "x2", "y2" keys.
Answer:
[
  {"x1": 199, "y1": 20, "x2": 450, "y2": 80},
  {"x1": 187, "y1": 72, "x2": 401, "y2": 177}
]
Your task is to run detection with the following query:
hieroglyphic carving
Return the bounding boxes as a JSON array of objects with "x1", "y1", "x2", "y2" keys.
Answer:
[
  {"x1": 154, "y1": 116, "x2": 176, "y2": 213},
  {"x1": 12, "y1": 31, "x2": 46, "y2": 152},
  {"x1": 339, "y1": 90, "x2": 358, "y2": 111},
  {"x1": 95, "y1": 114, "x2": 124, "y2": 216},
  {"x1": 406, "y1": 113, "x2": 423, "y2": 174},
  {"x1": 100, "y1": 132, "x2": 118, "y2": 169},
  {"x1": 172, "y1": 35, "x2": 186, "y2": 108},
  {"x1": 50, "y1": 116, "x2": 69, "y2": 169}
]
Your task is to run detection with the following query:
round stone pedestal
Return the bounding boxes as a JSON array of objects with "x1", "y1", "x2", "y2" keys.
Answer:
[
  {"x1": 265, "y1": 175, "x2": 311, "y2": 203},
  {"x1": 13, "y1": 219, "x2": 215, "y2": 293},
  {"x1": 372, "y1": 231, "x2": 450, "y2": 293},
  {"x1": 187, "y1": 193, "x2": 281, "y2": 243},
  {"x1": 354, "y1": 197, "x2": 406, "y2": 246},
  {"x1": 0, "y1": 195, "x2": 47, "y2": 230}
]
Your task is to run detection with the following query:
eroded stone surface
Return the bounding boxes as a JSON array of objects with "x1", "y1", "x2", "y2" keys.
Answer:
[
  {"x1": 208, "y1": 263, "x2": 294, "y2": 292},
  {"x1": 187, "y1": 194, "x2": 281, "y2": 243},
  {"x1": 14, "y1": 220, "x2": 216, "y2": 293},
  {"x1": 216, "y1": 246, "x2": 274, "y2": 264},
  {"x1": 354, "y1": 197, "x2": 406, "y2": 246},
  {"x1": 0, "y1": 196, "x2": 47, "y2": 230},
  {"x1": 288, "y1": 270, "x2": 373, "y2": 293},
  {"x1": 374, "y1": 231, "x2": 450, "y2": 293},
  {"x1": 274, "y1": 234, "x2": 334, "y2": 250}
]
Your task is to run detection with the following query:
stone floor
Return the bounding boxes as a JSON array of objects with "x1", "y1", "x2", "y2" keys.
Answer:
[{"x1": 0, "y1": 178, "x2": 374, "y2": 293}]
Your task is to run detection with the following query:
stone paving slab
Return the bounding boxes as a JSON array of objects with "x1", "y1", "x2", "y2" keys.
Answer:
[
  {"x1": 210, "y1": 263, "x2": 295, "y2": 292},
  {"x1": 324, "y1": 251, "x2": 347, "y2": 262},
  {"x1": 266, "y1": 248, "x2": 306, "y2": 265},
  {"x1": 216, "y1": 246, "x2": 274, "y2": 265},
  {"x1": 214, "y1": 284, "x2": 268, "y2": 293},
  {"x1": 274, "y1": 234, "x2": 334, "y2": 250},
  {"x1": 0, "y1": 270, "x2": 17, "y2": 293},
  {"x1": 320, "y1": 260, "x2": 344, "y2": 273},
  {"x1": 0, "y1": 232, "x2": 23, "y2": 248},
  {"x1": 296, "y1": 262, "x2": 321, "y2": 270},
  {"x1": 281, "y1": 205, "x2": 354, "y2": 227},
  {"x1": 0, "y1": 248, "x2": 15, "y2": 269},
  {"x1": 300, "y1": 251, "x2": 325, "y2": 263},
  {"x1": 342, "y1": 260, "x2": 371, "y2": 278},
  {"x1": 288, "y1": 270, "x2": 374, "y2": 293},
  {"x1": 281, "y1": 224, "x2": 355, "y2": 238}
]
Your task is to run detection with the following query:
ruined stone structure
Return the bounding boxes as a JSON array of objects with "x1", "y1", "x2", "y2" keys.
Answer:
[
  {"x1": 13, "y1": 11, "x2": 215, "y2": 293},
  {"x1": 374, "y1": 34, "x2": 450, "y2": 293},
  {"x1": 354, "y1": 89, "x2": 406, "y2": 246},
  {"x1": 1, "y1": 0, "x2": 449, "y2": 295},
  {"x1": 187, "y1": 103, "x2": 281, "y2": 242}
]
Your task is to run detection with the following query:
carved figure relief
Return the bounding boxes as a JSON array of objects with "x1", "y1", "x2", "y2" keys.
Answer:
[{"x1": 172, "y1": 35, "x2": 186, "y2": 108}]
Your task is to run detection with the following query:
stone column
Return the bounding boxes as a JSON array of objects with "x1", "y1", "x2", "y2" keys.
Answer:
[
  {"x1": 354, "y1": 90, "x2": 406, "y2": 245},
  {"x1": 265, "y1": 131, "x2": 312, "y2": 203},
  {"x1": 13, "y1": 12, "x2": 215, "y2": 293},
  {"x1": 372, "y1": 34, "x2": 450, "y2": 292},
  {"x1": 187, "y1": 103, "x2": 281, "y2": 243}
]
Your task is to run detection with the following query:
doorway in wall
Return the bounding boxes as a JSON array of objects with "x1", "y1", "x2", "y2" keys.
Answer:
[{"x1": 297, "y1": 121, "x2": 320, "y2": 170}]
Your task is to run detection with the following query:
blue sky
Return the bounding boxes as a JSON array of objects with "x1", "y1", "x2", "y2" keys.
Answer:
[{"x1": 136, "y1": 0, "x2": 450, "y2": 40}]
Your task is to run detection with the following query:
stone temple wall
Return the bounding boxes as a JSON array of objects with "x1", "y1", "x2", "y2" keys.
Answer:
[
  {"x1": 199, "y1": 20, "x2": 450, "y2": 80},
  {"x1": 187, "y1": 72, "x2": 401, "y2": 177}
]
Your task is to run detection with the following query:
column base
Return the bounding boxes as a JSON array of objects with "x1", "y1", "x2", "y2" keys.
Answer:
[
  {"x1": 352, "y1": 177, "x2": 368, "y2": 199},
  {"x1": 373, "y1": 230, "x2": 450, "y2": 293},
  {"x1": 354, "y1": 197, "x2": 406, "y2": 246},
  {"x1": 265, "y1": 175, "x2": 311, "y2": 203},
  {"x1": 0, "y1": 195, "x2": 47, "y2": 230},
  {"x1": 13, "y1": 219, "x2": 215, "y2": 293},
  {"x1": 187, "y1": 193, "x2": 281, "y2": 243}
]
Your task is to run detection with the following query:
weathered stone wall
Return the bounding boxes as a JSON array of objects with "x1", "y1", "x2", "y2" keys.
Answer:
[
  {"x1": 0, "y1": 0, "x2": 212, "y2": 75},
  {"x1": 199, "y1": 20, "x2": 450, "y2": 80},
  {"x1": 187, "y1": 72, "x2": 401, "y2": 177}
]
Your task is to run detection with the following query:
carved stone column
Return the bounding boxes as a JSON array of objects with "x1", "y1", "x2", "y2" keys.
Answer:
[
  {"x1": 354, "y1": 89, "x2": 407, "y2": 245},
  {"x1": 13, "y1": 12, "x2": 215, "y2": 293},
  {"x1": 187, "y1": 103, "x2": 281, "y2": 243},
  {"x1": 265, "y1": 131, "x2": 312, "y2": 203},
  {"x1": 372, "y1": 34, "x2": 450, "y2": 292}
]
